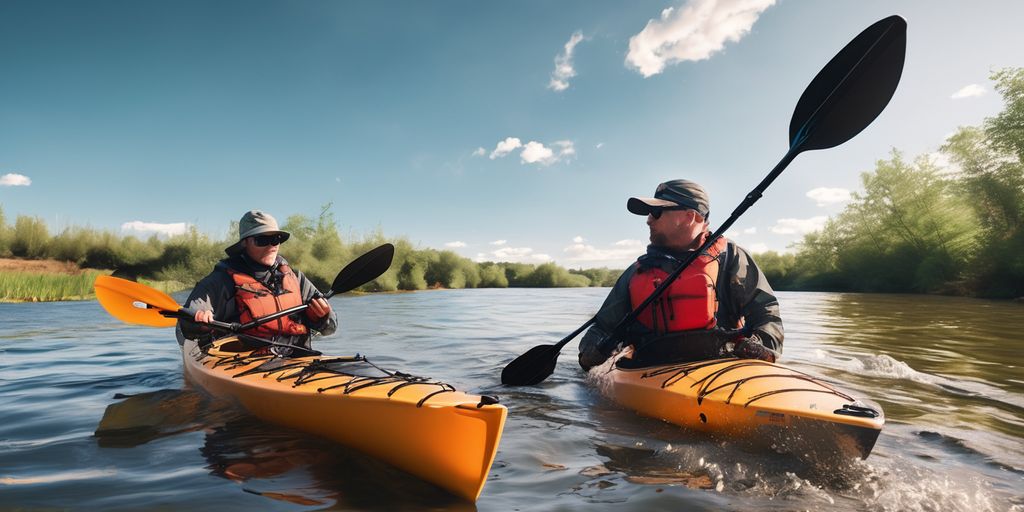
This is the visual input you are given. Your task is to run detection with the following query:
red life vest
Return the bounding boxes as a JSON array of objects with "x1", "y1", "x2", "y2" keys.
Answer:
[
  {"x1": 628, "y1": 236, "x2": 728, "y2": 334},
  {"x1": 228, "y1": 264, "x2": 309, "y2": 339}
]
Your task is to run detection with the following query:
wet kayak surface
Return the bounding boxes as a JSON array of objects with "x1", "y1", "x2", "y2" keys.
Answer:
[{"x1": 1, "y1": 289, "x2": 1022, "y2": 510}]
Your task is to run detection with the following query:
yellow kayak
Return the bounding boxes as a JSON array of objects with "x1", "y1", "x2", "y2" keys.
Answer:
[
  {"x1": 598, "y1": 354, "x2": 884, "y2": 462},
  {"x1": 181, "y1": 337, "x2": 506, "y2": 502}
]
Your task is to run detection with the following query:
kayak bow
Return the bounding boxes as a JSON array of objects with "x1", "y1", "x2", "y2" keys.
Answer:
[
  {"x1": 182, "y1": 336, "x2": 507, "y2": 502},
  {"x1": 599, "y1": 354, "x2": 884, "y2": 463}
]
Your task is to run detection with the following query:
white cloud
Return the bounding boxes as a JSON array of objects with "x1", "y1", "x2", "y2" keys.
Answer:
[
  {"x1": 769, "y1": 216, "x2": 827, "y2": 235},
  {"x1": 626, "y1": 0, "x2": 776, "y2": 77},
  {"x1": 747, "y1": 242, "x2": 770, "y2": 253},
  {"x1": 596, "y1": 142, "x2": 605, "y2": 149},
  {"x1": 521, "y1": 141, "x2": 555, "y2": 165},
  {"x1": 476, "y1": 246, "x2": 552, "y2": 264},
  {"x1": 726, "y1": 227, "x2": 757, "y2": 239},
  {"x1": 489, "y1": 137, "x2": 522, "y2": 159},
  {"x1": 444, "y1": 241, "x2": 467, "y2": 248},
  {"x1": 806, "y1": 187, "x2": 851, "y2": 207},
  {"x1": 549, "y1": 31, "x2": 585, "y2": 91},
  {"x1": 490, "y1": 239, "x2": 507, "y2": 246},
  {"x1": 0, "y1": 173, "x2": 31, "y2": 186},
  {"x1": 951, "y1": 84, "x2": 985, "y2": 99},
  {"x1": 472, "y1": 147, "x2": 486, "y2": 157},
  {"x1": 564, "y1": 238, "x2": 645, "y2": 267},
  {"x1": 520, "y1": 140, "x2": 576, "y2": 166},
  {"x1": 121, "y1": 221, "x2": 189, "y2": 238},
  {"x1": 486, "y1": 137, "x2": 576, "y2": 167},
  {"x1": 614, "y1": 239, "x2": 643, "y2": 247}
]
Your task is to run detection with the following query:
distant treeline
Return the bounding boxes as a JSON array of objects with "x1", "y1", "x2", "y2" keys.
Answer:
[
  {"x1": 757, "y1": 68, "x2": 1024, "y2": 299},
  {"x1": 0, "y1": 206, "x2": 621, "y2": 291}
]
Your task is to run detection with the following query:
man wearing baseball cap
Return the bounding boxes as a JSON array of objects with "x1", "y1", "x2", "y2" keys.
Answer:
[
  {"x1": 177, "y1": 210, "x2": 336, "y2": 354},
  {"x1": 578, "y1": 179, "x2": 783, "y2": 369}
]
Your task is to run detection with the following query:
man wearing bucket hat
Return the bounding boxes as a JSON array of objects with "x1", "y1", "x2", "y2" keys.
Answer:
[
  {"x1": 578, "y1": 179, "x2": 783, "y2": 370},
  {"x1": 176, "y1": 210, "x2": 336, "y2": 354}
]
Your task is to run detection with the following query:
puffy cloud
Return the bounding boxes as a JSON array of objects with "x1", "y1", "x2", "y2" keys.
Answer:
[
  {"x1": 472, "y1": 147, "x2": 486, "y2": 157},
  {"x1": 626, "y1": 0, "x2": 776, "y2": 77},
  {"x1": 746, "y1": 242, "x2": 770, "y2": 253},
  {"x1": 806, "y1": 187, "x2": 851, "y2": 206},
  {"x1": 521, "y1": 141, "x2": 555, "y2": 165},
  {"x1": 490, "y1": 239, "x2": 507, "y2": 246},
  {"x1": 564, "y1": 238, "x2": 645, "y2": 267},
  {"x1": 121, "y1": 221, "x2": 189, "y2": 237},
  {"x1": 0, "y1": 173, "x2": 31, "y2": 186},
  {"x1": 444, "y1": 241, "x2": 467, "y2": 248},
  {"x1": 489, "y1": 137, "x2": 522, "y2": 159},
  {"x1": 769, "y1": 216, "x2": 827, "y2": 235},
  {"x1": 951, "y1": 84, "x2": 985, "y2": 99},
  {"x1": 726, "y1": 227, "x2": 757, "y2": 239},
  {"x1": 520, "y1": 140, "x2": 576, "y2": 166},
  {"x1": 485, "y1": 138, "x2": 576, "y2": 167},
  {"x1": 549, "y1": 31, "x2": 585, "y2": 91},
  {"x1": 476, "y1": 246, "x2": 552, "y2": 264}
]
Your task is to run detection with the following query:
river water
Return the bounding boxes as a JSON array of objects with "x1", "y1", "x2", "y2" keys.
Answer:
[{"x1": 1, "y1": 289, "x2": 1022, "y2": 511}]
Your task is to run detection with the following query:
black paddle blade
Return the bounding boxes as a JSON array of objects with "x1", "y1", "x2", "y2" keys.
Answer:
[
  {"x1": 331, "y1": 243, "x2": 396, "y2": 295},
  {"x1": 789, "y1": 15, "x2": 906, "y2": 152},
  {"x1": 501, "y1": 344, "x2": 560, "y2": 386}
]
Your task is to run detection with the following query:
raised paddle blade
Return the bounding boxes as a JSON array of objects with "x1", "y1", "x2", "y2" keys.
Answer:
[
  {"x1": 94, "y1": 275, "x2": 180, "y2": 327},
  {"x1": 789, "y1": 15, "x2": 906, "y2": 152},
  {"x1": 331, "y1": 243, "x2": 396, "y2": 295},
  {"x1": 501, "y1": 344, "x2": 560, "y2": 386}
]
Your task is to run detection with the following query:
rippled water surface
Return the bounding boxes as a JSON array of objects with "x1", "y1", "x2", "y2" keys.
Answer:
[{"x1": 1, "y1": 289, "x2": 1022, "y2": 510}]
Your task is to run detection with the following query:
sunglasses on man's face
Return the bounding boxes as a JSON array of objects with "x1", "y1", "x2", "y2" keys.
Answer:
[
  {"x1": 253, "y1": 234, "x2": 287, "y2": 247},
  {"x1": 648, "y1": 206, "x2": 690, "y2": 219}
]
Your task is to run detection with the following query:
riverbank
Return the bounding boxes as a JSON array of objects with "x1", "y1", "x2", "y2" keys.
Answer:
[{"x1": 0, "y1": 258, "x2": 188, "y2": 302}]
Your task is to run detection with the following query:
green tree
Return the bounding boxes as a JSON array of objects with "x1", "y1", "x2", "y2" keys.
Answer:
[
  {"x1": 0, "y1": 205, "x2": 9, "y2": 256},
  {"x1": 942, "y1": 67, "x2": 1024, "y2": 297},
  {"x1": 10, "y1": 215, "x2": 49, "y2": 259}
]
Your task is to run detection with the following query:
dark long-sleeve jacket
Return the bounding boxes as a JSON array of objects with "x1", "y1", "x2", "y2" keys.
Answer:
[
  {"x1": 175, "y1": 254, "x2": 337, "y2": 346},
  {"x1": 578, "y1": 239, "x2": 783, "y2": 369}
]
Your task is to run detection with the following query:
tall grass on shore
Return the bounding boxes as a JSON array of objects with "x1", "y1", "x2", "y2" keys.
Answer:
[
  {"x1": 0, "y1": 270, "x2": 106, "y2": 302},
  {"x1": 0, "y1": 270, "x2": 191, "y2": 302}
]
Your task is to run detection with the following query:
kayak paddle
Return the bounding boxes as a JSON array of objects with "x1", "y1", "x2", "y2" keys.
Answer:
[
  {"x1": 95, "y1": 242, "x2": 396, "y2": 335},
  {"x1": 501, "y1": 15, "x2": 907, "y2": 386}
]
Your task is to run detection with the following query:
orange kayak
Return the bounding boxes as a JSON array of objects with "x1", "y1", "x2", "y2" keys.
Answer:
[
  {"x1": 598, "y1": 354, "x2": 884, "y2": 462},
  {"x1": 181, "y1": 337, "x2": 506, "y2": 501}
]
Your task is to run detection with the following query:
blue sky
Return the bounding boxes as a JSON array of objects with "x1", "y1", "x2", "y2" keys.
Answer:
[{"x1": 1, "y1": 0, "x2": 1021, "y2": 268}]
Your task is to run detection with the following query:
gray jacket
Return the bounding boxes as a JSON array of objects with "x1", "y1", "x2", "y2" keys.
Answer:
[
  {"x1": 578, "y1": 239, "x2": 783, "y2": 369},
  {"x1": 176, "y1": 253, "x2": 338, "y2": 346}
]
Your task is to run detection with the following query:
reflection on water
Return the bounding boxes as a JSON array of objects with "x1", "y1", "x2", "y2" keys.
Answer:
[{"x1": 0, "y1": 289, "x2": 1022, "y2": 511}]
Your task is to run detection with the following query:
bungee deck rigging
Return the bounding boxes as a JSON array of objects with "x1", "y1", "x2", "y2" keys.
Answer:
[
  {"x1": 193, "y1": 345, "x2": 479, "y2": 408},
  {"x1": 637, "y1": 359, "x2": 862, "y2": 409}
]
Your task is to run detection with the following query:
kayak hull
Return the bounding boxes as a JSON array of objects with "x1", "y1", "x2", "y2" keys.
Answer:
[
  {"x1": 182, "y1": 337, "x2": 506, "y2": 502},
  {"x1": 600, "y1": 356, "x2": 883, "y2": 463}
]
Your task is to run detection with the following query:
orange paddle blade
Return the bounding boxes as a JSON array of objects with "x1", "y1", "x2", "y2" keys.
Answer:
[{"x1": 94, "y1": 275, "x2": 180, "y2": 327}]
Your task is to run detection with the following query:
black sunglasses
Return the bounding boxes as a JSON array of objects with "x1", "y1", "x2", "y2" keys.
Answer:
[
  {"x1": 648, "y1": 206, "x2": 690, "y2": 219},
  {"x1": 253, "y1": 234, "x2": 287, "y2": 247}
]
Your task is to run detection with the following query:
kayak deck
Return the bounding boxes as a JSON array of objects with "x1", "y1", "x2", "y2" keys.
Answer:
[
  {"x1": 182, "y1": 337, "x2": 506, "y2": 502},
  {"x1": 601, "y1": 356, "x2": 884, "y2": 463}
]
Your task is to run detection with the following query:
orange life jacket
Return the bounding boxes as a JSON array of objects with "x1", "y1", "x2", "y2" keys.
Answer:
[
  {"x1": 228, "y1": 264, "x2": 309, "y2": 339},
  {"x1": 628, "y1": 236, "x2": 728, "y2": 334}
]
